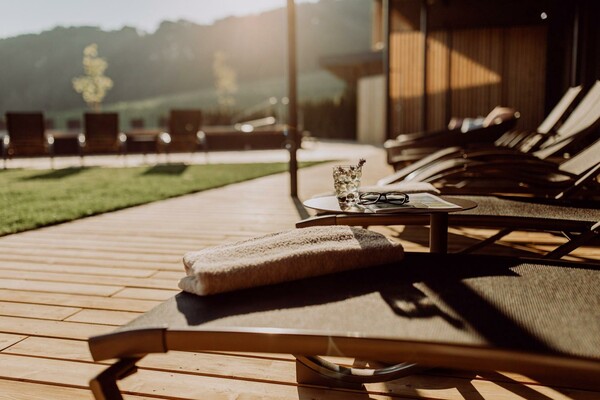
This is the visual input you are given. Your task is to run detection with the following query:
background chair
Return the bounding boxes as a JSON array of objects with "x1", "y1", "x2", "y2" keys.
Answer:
[
  {"x1": 379, "y1": 81, "x2": 600, "y2": 187},
  {"x1": 385, "y1": 106, "x2": 520, "y2": 169},
  {"x1": 81, "y1": 112, "x2": 126, "y2": 158},
  {"x1": 159, "y1": 109, "x2": 202, "y2": 154},
  {"x1": 3, "y1": 112, "x2": 54, "y2": 166},
  {"x1": 495, "y1": 84, "x2": 583, "y2": 150},
  {"x1": 398, "y1": 137, "x2": 600, "y2": 198}
]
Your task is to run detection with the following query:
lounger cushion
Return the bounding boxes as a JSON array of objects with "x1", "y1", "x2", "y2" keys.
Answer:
[{"x1": 179, "y1": 226, "x2": 404, "y2": 296}]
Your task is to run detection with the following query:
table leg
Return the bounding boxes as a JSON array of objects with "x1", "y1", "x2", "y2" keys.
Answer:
[{"x1": 429, "y1": 213, "x2": 448, "y2": 254}]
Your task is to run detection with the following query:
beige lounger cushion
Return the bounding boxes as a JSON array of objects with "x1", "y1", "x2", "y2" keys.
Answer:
[{"x1": 179, "y1": 226, "x2": 404, "y2": 296}]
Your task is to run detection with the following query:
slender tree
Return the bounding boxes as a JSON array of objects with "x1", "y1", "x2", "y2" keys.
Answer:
[
  {"x1": 72, "y1": 44, "x2": 113, "y2": 111},
  {"x1": 213, "y1": 51, "x2": 238, "y2": 112}
]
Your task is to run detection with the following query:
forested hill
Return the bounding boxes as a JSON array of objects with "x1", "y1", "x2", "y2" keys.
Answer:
[{"x1": 0, "y1": 0, "x2": 371, "y2": 113}]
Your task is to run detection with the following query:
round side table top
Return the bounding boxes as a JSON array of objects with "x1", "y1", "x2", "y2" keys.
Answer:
[{"x1": 303, "y1": 195, "x2": 477, "y2": 214}]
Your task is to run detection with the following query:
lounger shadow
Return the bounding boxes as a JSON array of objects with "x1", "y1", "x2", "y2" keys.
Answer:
[{"x1": 88, "y1": 253, "x2": 600, "y2": 399}]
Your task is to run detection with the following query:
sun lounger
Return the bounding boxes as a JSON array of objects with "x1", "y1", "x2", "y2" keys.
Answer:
[
  {"x1": 385, "y1": 83, "x2": 591, "y2": 170},
  {"x1": 159, "y1": 109, "x2": 203, "y2": 154},
  {"x1": 88, "y1": 251, "x2": 600, "y2": 399},
  {"x1": 395, "y1": 137, "x2": 600, "y2": 198},
  {"x1": 297, "y1": 195, "x2": 600, "y2": 259},
  {"x1": 82, "y1": 112, "x2": 126, "y2": 157},
  {"x1": 379, "y1": 81, "x2": 600, "y2": 185},
  {"x1": 384, "y1": 106, "x2": 519, "y2": 168},
  {"x1": 3, "y1": 112, "x2": 54, "y2": 167},
  {"x1": 494, "y1": 84, "x2": 583, "y2": 150}
]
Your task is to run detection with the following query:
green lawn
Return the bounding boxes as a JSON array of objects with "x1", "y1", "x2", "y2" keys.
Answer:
[{"x1": 0, "y1": 162, "x2": 317, "y2": 236}]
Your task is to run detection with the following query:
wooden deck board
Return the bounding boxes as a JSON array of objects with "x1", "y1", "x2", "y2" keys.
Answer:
[
  {"x1": 0, "y1": 333, "x2": 27, "y2": 351},
  {"x1": 64, "y1": 309, "x2": 143, "y2": 325},
  {"x1": 0, "y1": 269, "x2": 175, "y2": 290},
  {"x1": 0, "y1": 301, "x2": 81, "y2": 320},
  {"x1": 0, "y1": 278, "x2": 123, "y2": 296},
  {"x1": 0, "y1": 261, "x2": 157, "y2": 278},
  {"x1": 0, "y1": 290, "x2": 161, "y2": 312},
  {"x1": 0, "y1": 315, "x2": 113, "y2": 339},
  {"x1": 0, "y1": 380, "x2": 101, "y2": 400},
  {"x1": 0, "y1": 145, "x2": 598, "y2": 399},
  {"x1": 111, "y1": 287, "x2": 180, "y2": 301}
]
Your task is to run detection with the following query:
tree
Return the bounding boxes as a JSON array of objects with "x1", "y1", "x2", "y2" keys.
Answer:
[
  {"x1": 213, "y1": 51, "x2": 238, "y2": 111},
  {"x1": 72, "y1": 43, "x2": 113, "y2": 111}
]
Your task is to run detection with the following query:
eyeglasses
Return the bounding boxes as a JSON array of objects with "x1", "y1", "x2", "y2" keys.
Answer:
[{"x1": 358, "y1": 192, "x2": 410, "y2": 205}]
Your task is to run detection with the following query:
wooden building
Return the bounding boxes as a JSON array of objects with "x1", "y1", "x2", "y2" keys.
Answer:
[
  {"x1": 378, "y1": 0, "x2": 600, "y2": 138},
  {"x1": 324, "y1": 0, "x2": 600, "y2": 143}
]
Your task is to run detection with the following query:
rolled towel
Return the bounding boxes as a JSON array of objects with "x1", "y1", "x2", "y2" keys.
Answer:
[{"x1": 179, "y1": 226, "x2": 404, "y2": 296}]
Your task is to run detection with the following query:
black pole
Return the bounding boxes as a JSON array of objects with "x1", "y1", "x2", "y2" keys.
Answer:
[
  {"x1": 287, "y1": 0, "x2": 299, "y2": 197},
  {"x1": 383, "y1": 0, "x2": 391, "y2": 140},
  {"x1": 420, "y1": 0, "x2": 428, "y2": 131}
]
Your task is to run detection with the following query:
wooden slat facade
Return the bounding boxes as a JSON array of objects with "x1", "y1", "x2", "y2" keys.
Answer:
[{"x1": 389, "y1": 25, "x2": 547, "y2": 135}]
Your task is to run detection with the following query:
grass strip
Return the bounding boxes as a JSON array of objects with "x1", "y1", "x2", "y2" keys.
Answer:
[{"x1": 0, "y1": 162, "x2": 319, "y2": 236}]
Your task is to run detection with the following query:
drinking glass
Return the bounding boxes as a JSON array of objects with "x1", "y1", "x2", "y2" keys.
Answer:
[{"x1": 333, "y1": 165, "x2": 362, "y2": 207}]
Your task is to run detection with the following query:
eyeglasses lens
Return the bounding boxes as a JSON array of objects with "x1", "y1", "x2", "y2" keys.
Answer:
[{"x1": 358, "y1": 192, "x2": 409, "y2": 205}]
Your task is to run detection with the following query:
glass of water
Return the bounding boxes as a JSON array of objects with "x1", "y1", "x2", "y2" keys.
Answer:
[{"x1": 333, "y1": 164, "x2": 362, "y2": 208}]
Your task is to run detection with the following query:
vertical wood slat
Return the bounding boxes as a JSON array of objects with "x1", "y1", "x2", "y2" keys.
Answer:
[
  {"x1": 489, "y1": 28, "x2": 503, "y2": 107},
  {"x1": 388, "y1": 24, "x2": 547, "y2": 135},
  {"x1": 390, "y1": 31, "x2": 423, "y2": 134},
  {"x1": 427, "y1": 31, "x2": 449, "y2": 130},
  {"x1": 503, "y1": 26, "x2": 547, "y2": 130}
]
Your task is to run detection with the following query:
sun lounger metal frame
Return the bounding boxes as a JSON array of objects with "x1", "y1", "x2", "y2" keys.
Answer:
[
  {"x1": 379, "y1": 81, "x2": 600, "y2": 186},
  {"x1": 297, "y1": 195, "x2": 600, "y2": 260},
  {"x1": 399, "y1": 138, "x2": 600, "y2": 197},
  {"x1": 88, "y1": 253, "x2": 600, "y2": 399},
  {"x1": 385, "y1": 107, "x2": 519, "y2": 168}
]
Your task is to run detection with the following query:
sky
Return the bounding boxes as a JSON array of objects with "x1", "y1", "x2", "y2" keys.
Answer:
[{"x1": 0, "y1": 0, "x2": 317, "y2": 39}]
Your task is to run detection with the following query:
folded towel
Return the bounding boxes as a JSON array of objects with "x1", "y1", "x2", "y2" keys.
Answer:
[{"x1": 179, "y1": 226, "x2": 404, "y2": 296}]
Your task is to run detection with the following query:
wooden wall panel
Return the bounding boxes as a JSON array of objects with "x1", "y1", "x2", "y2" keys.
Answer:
[
  {"x1": 388, "y1": 24, "x2": 547, "y2": 137},
  {"x1": 357, "y1": 75, "x2": 386, "y2": 144},
  {"x1": 426, "y1": 31, "x2": 450, "y2": 130},
  {"x1": 449, "y1": 28, "x2": 504, "y2": 118},
  {"x1": 503, "y1": 27, "x2": 547, "y2": 129},
  {"x1": 390, "y1": 31, "x2": 423, "y2": 134}
]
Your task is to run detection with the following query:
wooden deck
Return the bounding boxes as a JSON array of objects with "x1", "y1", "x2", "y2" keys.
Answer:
[{"x1": 0, "y1": 145, "x2": 598, "y2": 399}]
